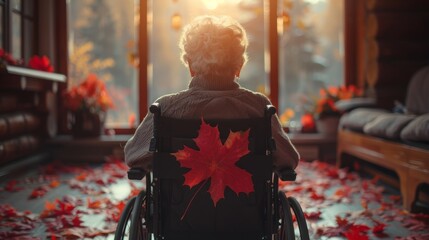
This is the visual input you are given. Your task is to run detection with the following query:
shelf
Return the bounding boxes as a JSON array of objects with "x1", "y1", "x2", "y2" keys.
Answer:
[
  {"x1": 0, "y1": 65, "x2": 66, "y2": 92},
  {"x1": 5, "y1": 65, "x2": 66, "y2": 82}
]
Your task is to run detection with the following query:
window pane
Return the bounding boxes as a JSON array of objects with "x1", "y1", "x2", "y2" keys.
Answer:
[
  {"x1": 68, "y1": 0, "x2": 139, "y2": 129},
  {"x1": 278, "y1": 0, "x2": 344, "y2": 127},
  {"x1": 11, "y1": 0, "x2": 21, "y2": 11},
  {"x1": 148, "y1": 0, "x2": 268, "y2": 104},
  {"x1": 23, "y1": 19, "x2": 34, "y2": 62},
  {"x1": 11, "y1": 12, "x2": 21, "y2": 59}
]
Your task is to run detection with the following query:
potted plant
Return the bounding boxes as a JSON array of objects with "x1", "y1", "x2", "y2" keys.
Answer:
[
  {"x1": 63, "y1": 74, "x2": 114, "y2": 138},
  {"x1": 314, "y1": 85, "x2": 363, "y2": 134}
]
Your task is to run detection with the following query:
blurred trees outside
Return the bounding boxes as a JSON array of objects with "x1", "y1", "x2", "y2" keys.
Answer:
[{"x1": 68, "y1": 0, "x2": 138, "y2": 128}]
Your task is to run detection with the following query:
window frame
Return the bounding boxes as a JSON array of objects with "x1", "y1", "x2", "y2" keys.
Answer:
[{"x1": 0, "y1": 0, "x2": 37, "y2": 61}]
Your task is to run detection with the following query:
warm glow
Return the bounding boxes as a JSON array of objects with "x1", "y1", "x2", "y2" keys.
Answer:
[
  {"x1": 171, "y1": 13, "x2": 182, "y2": 30},
  {"x1": 202, "y1": 0, "x2": 243, "y2": 10},
  {"x1": 305, "y1": 0, "x2": 325, "y2": 4},
  {"x1": 202, "y1": 0, "x2": 222, "y2": 10}
]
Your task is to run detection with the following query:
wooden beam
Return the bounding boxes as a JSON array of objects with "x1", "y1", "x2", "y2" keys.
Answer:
[
  {"x1": 269, "y1": 0, "x2": 278, "y2": 108},
  {"x1": 138, "y1": 0, "x2": 148, "y2": 122},
  {"x1": 54, "y1": 0, "x2": 69, "y2": 134}
]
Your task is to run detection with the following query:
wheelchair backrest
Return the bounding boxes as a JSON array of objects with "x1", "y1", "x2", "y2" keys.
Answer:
[{"x1": 150, "y1": 104, "x2": 276, "y2": 239}]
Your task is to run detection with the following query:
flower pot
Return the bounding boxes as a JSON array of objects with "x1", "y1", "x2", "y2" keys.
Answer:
[
  {"x1": 316, "y1": 116, "x2": 340, "y2": 135},
  {"x1": 71, "y1": 110, "x2": 105, "y2": 138}
]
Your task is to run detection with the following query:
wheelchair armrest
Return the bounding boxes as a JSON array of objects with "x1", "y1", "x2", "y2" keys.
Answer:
[
  {"x1": 127, "y1": 168, "x2": 147, "y2": 180},
  {"x1": 276, "y1": 168, "x2": 297, "y2": 181}
]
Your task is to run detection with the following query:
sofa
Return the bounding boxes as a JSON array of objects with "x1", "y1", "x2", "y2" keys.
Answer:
[{"x1": 337, "y1": 65, "x2": 429, "y2": 212}]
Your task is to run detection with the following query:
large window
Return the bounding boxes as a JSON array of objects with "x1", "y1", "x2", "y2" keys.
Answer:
[
  {"x1": 278, "y1": 0, "x2": 344, "y2": 127},
  {"x1": 67, "y1": 0, "x2": 139, "y2": 129}
]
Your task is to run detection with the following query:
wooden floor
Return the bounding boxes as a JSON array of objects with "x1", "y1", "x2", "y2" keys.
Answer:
[{"x1": 0, "y1": 159, "x2": 428, "y2": 239}]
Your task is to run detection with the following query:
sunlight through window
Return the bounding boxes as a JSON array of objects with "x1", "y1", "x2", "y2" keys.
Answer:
[
  {"x1": 148, "y1": 0, "x2": 268, "y2": 104},
  {"x1": 278, "y1": 0, "x2": 344, "y2": 130},
  {"x1": 67, "y1": 0, "x2": 139, "y2": 129}
]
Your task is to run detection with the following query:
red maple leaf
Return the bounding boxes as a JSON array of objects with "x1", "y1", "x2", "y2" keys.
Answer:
[
  {"x1": 305, "y1": 211, "x2": 322, "y2": 220},
  {"x1": 344, "y1": 229, "x2": 369, "y2": 240},
  {"x1": 4, "y1": 180, "x2": 23, "y2": 192},
  {"x1": 172, "y1": 120, "x2": 254, "y2": 207},
  {"x1": 372, "y1": 223, "x2": 386, "y2": 234},
  {"x1": 29, "y1": 186, "x2": 49, "y2": 199}
]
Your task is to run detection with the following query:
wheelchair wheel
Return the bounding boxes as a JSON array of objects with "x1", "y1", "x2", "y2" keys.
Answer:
[
  {"x1": 114, "y1": 197, "x2": 136, "y2": 240},
  {"x1": 278, "y1": 191, "x2": 295, "y2": 240},
  {"x1": 130, "y1": 190, "x2": 150, "y2": 240},
  {"x1": 288, "y1": 196, "x2": 310, "y2": 240}
]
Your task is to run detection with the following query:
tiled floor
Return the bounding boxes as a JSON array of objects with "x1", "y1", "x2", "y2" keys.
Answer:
[{"x1": 0, "y1": 158, "x2": 428, "y2": 239}]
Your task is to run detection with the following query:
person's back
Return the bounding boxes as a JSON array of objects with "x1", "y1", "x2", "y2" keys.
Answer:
[{"x1": 124, "y1": 15, "x2": 299, "y2": 174}]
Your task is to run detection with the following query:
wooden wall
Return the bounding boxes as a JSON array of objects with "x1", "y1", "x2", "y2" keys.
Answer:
[
  {"x1": 0, "y1": 67, "x2": 65, "y2": 166},
  {"x1": 364, "y1": 0, "x2": 429, "y2": 109}
]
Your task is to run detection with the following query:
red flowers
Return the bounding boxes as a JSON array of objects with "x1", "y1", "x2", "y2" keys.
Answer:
[
  {"x1": 1, "y1": 48, "x2": 55, "y2": 72},
  {"x1": 0, "y1": 48, "x2": 21, "y2": 66},
  {"x1": 28, "y1": 55, "x2": 54, "y2": 72},
  {"x1": 63, "y1": 74, "x2": 114, "y2": 112}
]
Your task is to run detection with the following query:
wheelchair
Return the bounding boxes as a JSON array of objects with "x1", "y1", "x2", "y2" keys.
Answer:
[{"x1": 115, "y1": 103, "x2": 309, "y2": 240}]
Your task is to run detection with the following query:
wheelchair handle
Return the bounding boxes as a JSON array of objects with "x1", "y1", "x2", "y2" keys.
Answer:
[
  {"x1": 128, "y1": 168, "x2": 146, "y2": 180},
  {"x1": 276, "y1": 168, "x2": 297, "y2": 181},
  {"x1": 150, "y1": 103, "x2": 161, "y2": 114}
]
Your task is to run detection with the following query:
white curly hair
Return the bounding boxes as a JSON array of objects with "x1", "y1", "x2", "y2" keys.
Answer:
[{"x1": 179, "y1": 15, "x2": 249, "y2": 80}]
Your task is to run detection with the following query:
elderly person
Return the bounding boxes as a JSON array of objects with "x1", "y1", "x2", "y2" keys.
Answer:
[{"x1": 125, "y1": 15, "x2": 299, "y2": 173}]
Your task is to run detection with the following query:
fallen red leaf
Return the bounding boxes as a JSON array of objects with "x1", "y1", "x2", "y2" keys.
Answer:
[
  {"x1": 49, "y1": 180, "x2": 60, "y2": 188},
  {"x1": 344, "y1": 228, "x2": 369, "y2": 240},
  {"x1": 310, "y1": 191, "x2": 325, "y2": 201},
  {"x1": 4, "y1": 180, "x2": 23, "y2": 192},
  {"x1": 87, "y1": 198, "x2": 103, "y2": 209},
  {"x1": 0, "y1": 204, "x2": 18, "y2": 218},
  {"x1": 172, "y1": 120, "x2": 253, "y2": 206},
  {"x1": 372, "y1": 223, "x2": 386, "y2": 233},
  {"x1": 60, "y1": 215, "x2": 83, "y2": 228},
  {"x1": 29, "y1": 186, "x2": 49, "y2": 199},
  {"x1": 305, "y1": 211, "x2": 322, "y2": 220},
  {"x1": 336, "y1": 216, "x2": 349, "y2": 227}
]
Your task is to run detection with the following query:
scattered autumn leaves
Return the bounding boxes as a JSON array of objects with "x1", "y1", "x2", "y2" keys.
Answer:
[
  {"x1": 280, "y1": 161, "x2": 429, "y2": 239},
  {"x1": 1, "y1": 157, "x2": 429, "y2": 239},
  {"x1": 0, "y1": 158, "x2": 141, "y2": 239}
]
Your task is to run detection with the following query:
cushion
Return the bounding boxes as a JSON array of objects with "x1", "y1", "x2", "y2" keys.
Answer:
[
  {"x1": 363, "y1": 113, "x2": 416, "y2": 139},
  {"x1": 340, "y1": 108, "x2": 389, "y2": 132},
  {"x1": 405, "y1": 65, "x2": 429, "y2": 114},
  {"x1": 335, "y1": 97, "x2": 376, "y2": 112},
  {"x1": 400, "y1": 113, "x2": 429, "y2": 142}
]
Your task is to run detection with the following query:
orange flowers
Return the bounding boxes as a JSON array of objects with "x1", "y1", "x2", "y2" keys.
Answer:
[
  {"x1": 64, "y1": 74, "x2": 114, "y2": 112},
  {"x1": 315, "y1": 85, "x2": 363, "y2": 118}
]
